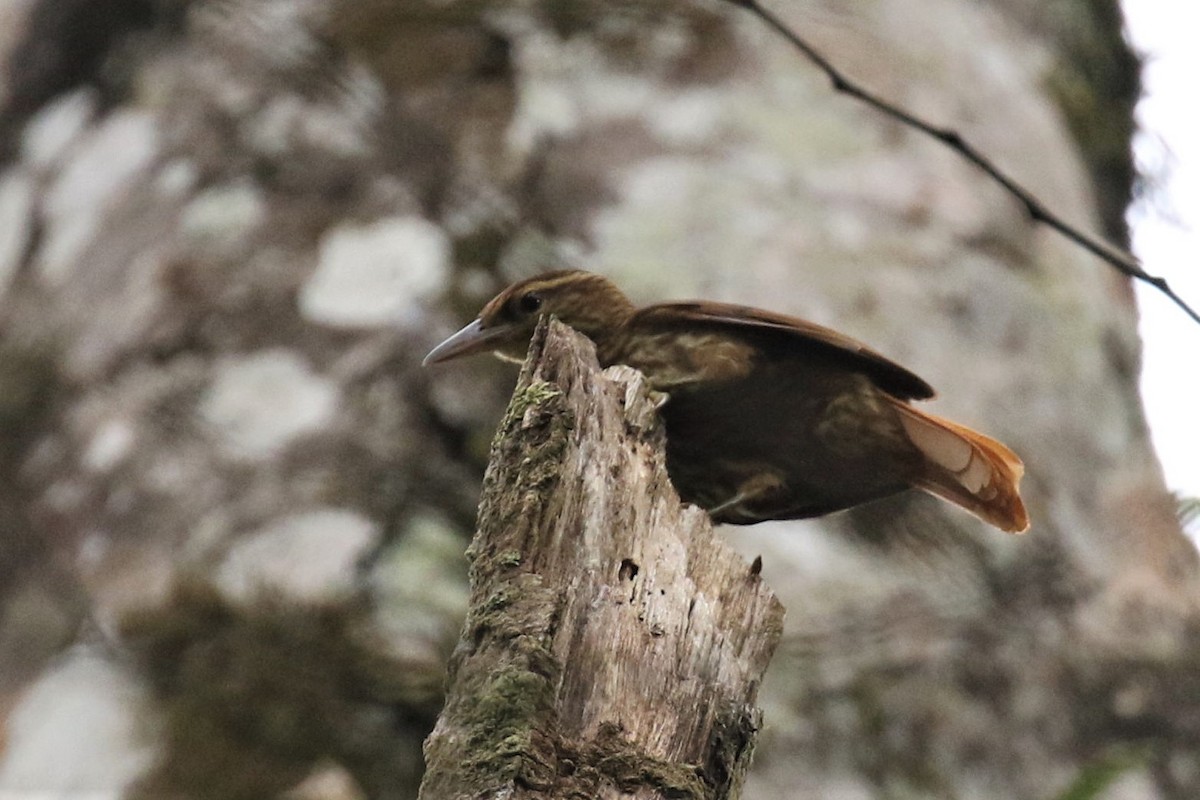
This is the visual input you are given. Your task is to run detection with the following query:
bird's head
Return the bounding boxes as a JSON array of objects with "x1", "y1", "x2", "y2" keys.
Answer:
[{"x1": 422, "y1": 270, "x2": 637, "y2": 366}]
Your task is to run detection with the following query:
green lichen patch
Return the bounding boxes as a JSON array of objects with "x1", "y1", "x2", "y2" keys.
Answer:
[
  {"x1": 568, "y1": 722, "x2": 709, "y2": 799},
  {"x1": 420, "y1": 595, "x2": 564, "y2": 796},
  {"x1": 497, "y1": 548, "x2": 524, "y2": 568},
  {"x1": 458, "y1": 665, "x2": 558, "y2": 776},
  {"x1": 476, "y1": 361, "x2": 576, "y2": 541},
  {"x1": 496, "y1": 378, "x2": 573, "y2": 465},
  {"x1": 507, "y1": 379, "x2": 563, "y2": 420}
]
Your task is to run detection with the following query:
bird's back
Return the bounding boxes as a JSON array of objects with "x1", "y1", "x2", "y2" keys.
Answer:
[{"x1": 608, "y1": 303, "x2": 1025, "y2": 530}]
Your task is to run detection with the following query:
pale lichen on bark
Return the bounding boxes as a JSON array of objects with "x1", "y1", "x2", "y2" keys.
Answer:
[{"x1": 419, "y1": 319, "x2": 783, "y2": 800}]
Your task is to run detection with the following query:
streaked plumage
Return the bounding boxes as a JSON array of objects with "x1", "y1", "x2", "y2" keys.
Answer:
[{"x1": 424, "y1": 270, "x2": 1029, "y2": 533}]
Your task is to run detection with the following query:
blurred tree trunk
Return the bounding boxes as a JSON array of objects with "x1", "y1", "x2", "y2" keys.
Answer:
[{"x1": 0, "y1": 1, "x2": 1196, "y2": 799}]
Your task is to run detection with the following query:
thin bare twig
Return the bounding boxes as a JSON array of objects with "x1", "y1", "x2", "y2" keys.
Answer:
[{"x1": 723, "y1": 0, "x2": 1200, "y2": 327}]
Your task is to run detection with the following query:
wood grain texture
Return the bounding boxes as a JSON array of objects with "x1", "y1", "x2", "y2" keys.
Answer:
[{"x1": 418, "y1": 319, "x2": 784, "y2": 800}]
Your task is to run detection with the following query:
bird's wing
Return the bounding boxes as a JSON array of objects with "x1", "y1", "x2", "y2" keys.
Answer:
[{"x1": 634, "y1": 301, "x2": 936, "y2": 400}]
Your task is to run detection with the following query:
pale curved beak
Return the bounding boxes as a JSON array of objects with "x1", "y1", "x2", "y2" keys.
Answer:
[{"x1": 422, "y1": 319, "x2": 513, "y2": 366}]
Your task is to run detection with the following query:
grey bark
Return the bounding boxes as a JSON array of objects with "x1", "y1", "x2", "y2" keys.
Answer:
[{"x1": 419, "y1": 319, "x2": 783, "y2": 800}]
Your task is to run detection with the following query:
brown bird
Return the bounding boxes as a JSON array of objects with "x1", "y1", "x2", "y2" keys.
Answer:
[{"x1": 424, "y1": 270, "x2": 1029, "y2": 533}]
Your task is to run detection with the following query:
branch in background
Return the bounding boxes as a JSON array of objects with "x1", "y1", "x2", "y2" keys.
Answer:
[
  {"x1": 418, "y1": 319, "x2": 783, "y2": 800},
  {"x1": 723, "y1": 0, "x2": 1200, "y2": 328}
]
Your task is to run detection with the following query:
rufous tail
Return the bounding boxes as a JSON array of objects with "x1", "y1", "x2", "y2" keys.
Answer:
[{"x1": 889, "y1": 398, "x2": 1029, "y2": 533}]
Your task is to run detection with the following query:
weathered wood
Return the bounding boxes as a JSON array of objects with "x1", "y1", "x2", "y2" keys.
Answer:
[{"x1": 418, "y1": 319, "x2": 784, "y2": 800}]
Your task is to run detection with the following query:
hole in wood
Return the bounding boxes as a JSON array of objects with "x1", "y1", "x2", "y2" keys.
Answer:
[{"x1": 619, "y1": 558, "x2": 639, "y2": 581}]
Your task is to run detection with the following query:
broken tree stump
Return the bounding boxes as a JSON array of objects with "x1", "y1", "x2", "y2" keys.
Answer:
[{"x1": 418, "y1": 319, "x2": 784, "y2": 800}]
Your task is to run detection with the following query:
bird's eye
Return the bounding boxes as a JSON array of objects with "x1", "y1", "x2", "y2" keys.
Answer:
[{"x1": 518, "y1": 293, "x2": 543, "y2": 314}]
